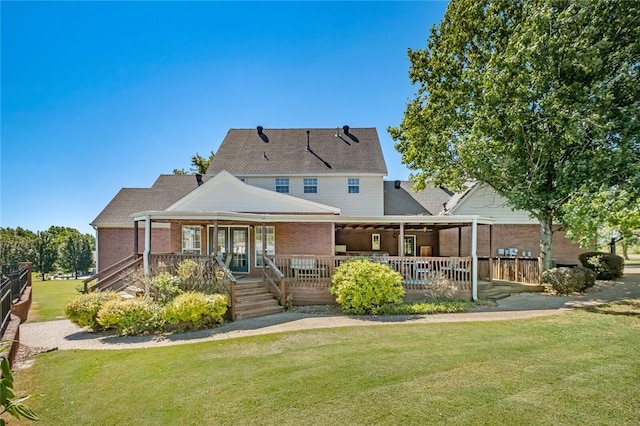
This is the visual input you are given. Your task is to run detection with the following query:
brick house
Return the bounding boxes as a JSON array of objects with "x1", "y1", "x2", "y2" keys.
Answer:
[{"x1": 91, "y1": 126, "x2": 585, "y2": 306}]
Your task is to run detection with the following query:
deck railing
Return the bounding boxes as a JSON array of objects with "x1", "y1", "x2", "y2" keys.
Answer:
[
  {"x1": 83, "y1": 254, "x2": 142, "y2": 292},
  {"x1": 271, "y1": 255, "x2": 473, "y2": 286},
  {"x1": 263, "y1": 257, "x2": 286, "y2": 305}
]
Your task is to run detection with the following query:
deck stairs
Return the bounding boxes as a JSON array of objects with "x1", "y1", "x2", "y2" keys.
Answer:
[
  {"x1": 234, "y1": 278, "x2": 284, "y2": 320},
  {"x1": 478, "y1": 280, "x2": 545, "y2": 301}
]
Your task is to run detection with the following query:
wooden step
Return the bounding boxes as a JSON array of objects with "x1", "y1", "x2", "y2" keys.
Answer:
[
  {"x1": 233, "y1": 280, "x2": 284, "y2": 320},
  {"x1": 235, "y1": 305, "x2": 284, "y2": 320}
]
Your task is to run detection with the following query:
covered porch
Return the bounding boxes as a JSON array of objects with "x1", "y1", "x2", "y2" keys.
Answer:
[{"x1": 131, "y1": 212, "x2": 505, "y2": 302}]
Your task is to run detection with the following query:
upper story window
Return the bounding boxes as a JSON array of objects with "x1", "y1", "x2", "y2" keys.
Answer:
[
  {"x1": 275, "y1": 178, "x2": 289, "y2": 193},
  {"x1": 347, "y1": 178, "x2": 360, "y2": 194},
  {"x1": 181, "y1": 225, "x2": 202, "y2": 254},
  {"x1": 303, "y1": 178, "x2": 318, "y2": 193}
]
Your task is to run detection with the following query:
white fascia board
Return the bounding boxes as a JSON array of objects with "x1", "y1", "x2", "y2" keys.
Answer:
[
  {"x1": 132, "y1": 211, "x2": 495, "y2": 226},
  {"x1": 93, "y1": 222, "x2": 171, "y2": 229}
]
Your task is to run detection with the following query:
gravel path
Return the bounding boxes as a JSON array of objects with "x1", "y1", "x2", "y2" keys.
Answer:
[{"x1": 18, "y1": 265, "x2": 640, "y2": 354}]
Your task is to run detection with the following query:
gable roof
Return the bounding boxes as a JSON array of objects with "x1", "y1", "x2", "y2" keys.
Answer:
[
  {"x1": 166, "y1": 170, "x2": 340, "y2": 214},
  {"x1": 383, "y1": 181, "x2": 453, "y2": 215},
  {"x1": 207, "y1": 127, "x2": 388, "y2": 176},
  {"x1": 91, "y1": 174, "x2": 207, "y2": 226}
]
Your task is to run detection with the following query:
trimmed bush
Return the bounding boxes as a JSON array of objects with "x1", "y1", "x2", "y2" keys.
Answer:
[
  {"x1": 330, "y1": 258, "x2": 404, "y2": 314},
  {"x1": 164, "y1": 292, "x2": 228, "y2": 331},
  {"x1": 542, "y1": 267, "x2": 590, "y2": 295},
  {"x1": 64, "y1": 292, "x2": 121, "y2": 331},
  {"x1": 97, "y1": 297, "x2": 164, "y2": 336},
  {"x1": 578, "y1": 252, "x2": 624, "y2": 280},
  {"x1": 575, "y1": 265, "x2": 597, "y2": 289}
]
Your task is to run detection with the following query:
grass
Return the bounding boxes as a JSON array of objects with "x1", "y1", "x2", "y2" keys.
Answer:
[
  {"x1": 11, "y1": 309, "x2": 640, "y2": 425},
  {"x1": 28, "y1": 278, "x2": 81, "y2": 322}
]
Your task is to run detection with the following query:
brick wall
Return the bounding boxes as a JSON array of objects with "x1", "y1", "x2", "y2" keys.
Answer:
[
  {"x1": 275, "y1": 223, "x2": 334, "y2": 255},
  {"x1": 438, "y1": 224, "x2": 585, "y2": 265},
  {"x1": 97, "y1": 227, "x2": 172, "y2": 271}
]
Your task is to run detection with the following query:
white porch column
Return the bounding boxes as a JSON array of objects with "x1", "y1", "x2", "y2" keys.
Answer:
[
  {"x1": 143, "y1": 215, "x2": 151, "y2": 277},
  {"x1": 398, "y1": 222, "x2": 405, "y2": 256},
  {"x1": 471, "y1": 217, "x2": 478, "y2": 301}
]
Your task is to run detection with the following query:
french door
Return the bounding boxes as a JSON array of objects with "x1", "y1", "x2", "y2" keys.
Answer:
[{"x1": 209, "y1": 226, "x2": 249, "y2": 274}]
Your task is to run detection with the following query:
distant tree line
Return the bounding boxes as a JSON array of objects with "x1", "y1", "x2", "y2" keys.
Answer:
[{"x1": 0, "y1": 226, "x2": 95, "y2": 280}]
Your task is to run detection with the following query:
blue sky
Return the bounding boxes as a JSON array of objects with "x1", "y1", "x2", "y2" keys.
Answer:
[{"x1": 1, "y1": 1, "x2": 449, "y2": 235}]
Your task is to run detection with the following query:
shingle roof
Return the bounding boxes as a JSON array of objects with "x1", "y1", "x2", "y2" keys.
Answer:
[
  {"x1": 91, "y1": 174, "x2": 208, "y2": 226},
  {"x1": 383, "y1": 181, "x2": 453, "y2": 216},
  {"x1": 207, "y1": 127, "x2": 388, "y2": 175}
]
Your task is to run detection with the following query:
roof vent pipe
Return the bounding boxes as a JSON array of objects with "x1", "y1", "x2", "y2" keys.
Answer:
[
  {"x1": 257, "y1": 126, "x2": 263, "y2": 135},
  {"x1": 306, "y1": 130, "x2": 311, "y2": 152},
  {"x1": 196, "y1": 174, "x2": 204, "y2": 186},
  {"x1": 394, "y1": 180, "x2": 401, "y2": 189},
  {"x1": 343, "y1": 125, "x2": 350, "y2": 134}
]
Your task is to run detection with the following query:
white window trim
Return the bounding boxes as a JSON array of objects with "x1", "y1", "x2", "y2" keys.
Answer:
[
  {"x1": 347, "y1": 178, "x2": 360, "y2": 194},
  {"x1": 255, "y1": 226, "x2": 275, "y2": 267},
  {"x1": 303, "y1": 177, "x2": 318, "y2": 194},
  {"x1": 182, "y1": 225, "x2": 202, "y2": 254}
]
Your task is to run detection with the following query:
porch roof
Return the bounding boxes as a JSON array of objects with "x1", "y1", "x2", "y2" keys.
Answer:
[{"x1": 132, "y1": 210, "x2": 495, "y2": 228}]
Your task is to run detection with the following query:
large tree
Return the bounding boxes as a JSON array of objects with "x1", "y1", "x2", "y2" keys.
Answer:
[
  {"x1": 389, "y1": 0, "x2": 640, "y2": 270},
  {"x1": 173, "y1": 151, "x2": 215, "y2": 175},
  {"x1": 34, "y1": 231, "x2": 58, "y2": 280},
  {"x1": 58, "y1": 233, "x2": 94, "y2": 278},
  {"x1": 0, "y1": 227, "x2": 36, "y2": 272}
]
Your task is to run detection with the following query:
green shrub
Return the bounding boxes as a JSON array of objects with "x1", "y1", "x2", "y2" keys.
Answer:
[
  {"x1": 97, "y1": 297, "x2": 164, "y2": 336},
  {"x1": 164, "y1": 292, "x2": 228, "y2": 331},
  {"x1": 149, "y1": 271, "x2": 183, "y2": 303},
  {"x1": 542, "y1": 267, "x2": 590, "y2": 295},
  {"x1": 578, "y1": 252, "x2": 625, "y2": 279},
  {"x1": 64, "y1": 291, "x2": 121, "y2": 331},
  {"x1": 330, "y1": 258, "x2": 404, "y2": 314}
]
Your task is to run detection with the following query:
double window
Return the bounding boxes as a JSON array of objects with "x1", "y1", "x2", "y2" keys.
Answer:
[
  {"x1": 303, "y1": 178, "x2": 318, "y2": 193},
  {"x1": 181, "y1": 226, "x2": 202, "y2": 254},
  {"x1": 275, "y1": 178, "x2": 289, "y2": 193},
  {"x1": 347, "y1": 178, "x2": 360, "y2": 194}
]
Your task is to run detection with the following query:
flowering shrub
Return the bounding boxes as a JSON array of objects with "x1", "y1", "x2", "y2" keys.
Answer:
[
  {"x1": 542, "y1": 267, "x2": 592, "y2": 295},
  {"x1": 149, "y1": 271, "x2": 183, "y2": 303},
  {"x1": 424, "y1": 271, "x2": 456, "y2": 300},
  {"x1": 330, "y1": 258, "x2": 404, "y2": 314},
  {"x1": 64, "y1": 291, "x2": 121, "y2": 331},
  {"x1": 97, "y1": 297, "x2": 164, "y2": 336},
  {"x1": 164, "y1": 292, "x2": 228, "y2": 331}
]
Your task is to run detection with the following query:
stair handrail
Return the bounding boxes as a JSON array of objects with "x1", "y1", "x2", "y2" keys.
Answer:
[
  {"x1": 264, "y1": 256, "x2": 286, "y2": 306},
  {"x1": 84, "y1": 256, "x2": 143, "y2": 293},
  {"x1": 214, "y1": 255, "x2": 237, "y2": 321},
  {"x1": 83, "y1": 254, "x2": 140, "y2": 292}
]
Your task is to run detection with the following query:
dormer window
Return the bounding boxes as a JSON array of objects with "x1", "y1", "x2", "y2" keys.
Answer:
[
  {"x1": 275, "y1": 178, "x2": 289, "y2": 193},
  {"x1": 304, "y1": 178, "x2": 318, "y2": 193},
  {"x1": 347, "y1": 178, "x2": 360, "y2": 194}
]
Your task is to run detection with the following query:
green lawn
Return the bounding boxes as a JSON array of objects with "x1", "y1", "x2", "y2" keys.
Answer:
[
  {"x1": 28, "y1": 278, "x2": 81, "y2": 322},
  {"x1": 11, "y1": 310, "x2": 640, "y2": 425}
]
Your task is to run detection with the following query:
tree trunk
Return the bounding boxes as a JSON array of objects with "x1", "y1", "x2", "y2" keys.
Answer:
[
  {"x1": 622, "y1": 241, "x2": 629, "y2": 260},
  {"x1": 539, "y1": 216, "x2": 554, "y2": 271}
]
